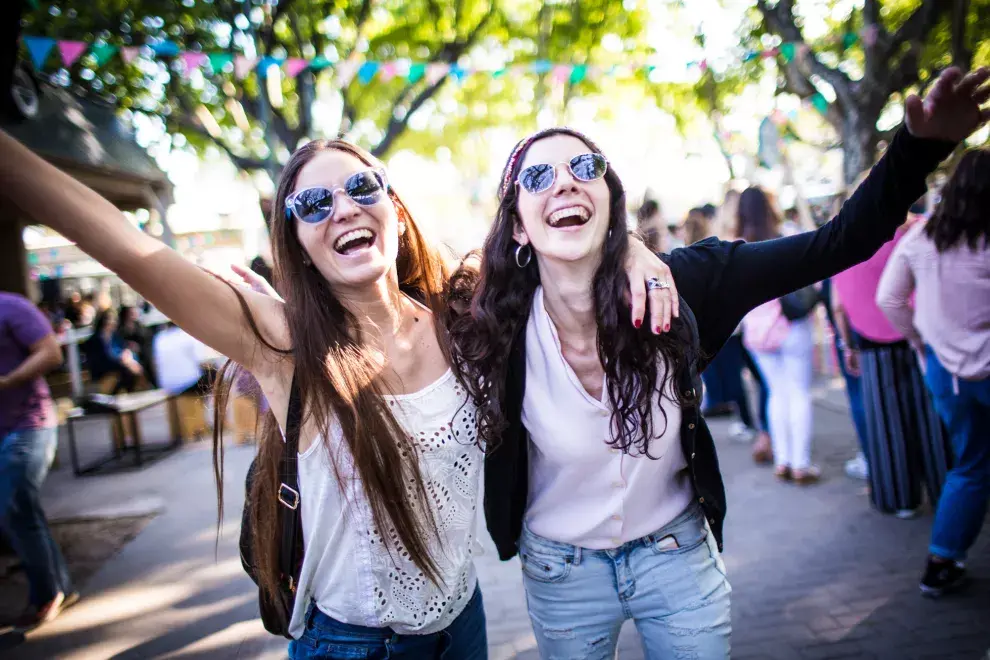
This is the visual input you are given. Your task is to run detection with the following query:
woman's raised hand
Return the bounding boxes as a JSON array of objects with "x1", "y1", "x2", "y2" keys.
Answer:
[{"x1": 905, "y1": 66, "x2": 990, "y2": 143}]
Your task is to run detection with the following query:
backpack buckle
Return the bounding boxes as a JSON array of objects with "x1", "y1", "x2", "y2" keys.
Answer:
[{"x1": 278, "y1": 483, "x2": 299, "y2": 510}]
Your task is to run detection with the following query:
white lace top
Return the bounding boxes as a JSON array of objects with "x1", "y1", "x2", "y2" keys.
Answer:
[{"x1": 287, "y1": 369, "x2": 483, "y2": 639}]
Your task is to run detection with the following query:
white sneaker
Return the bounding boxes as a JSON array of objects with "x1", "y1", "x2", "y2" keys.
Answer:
[
  {"x1": 728, "y1": 422, "x2": 756, "y2": 443},
  {"x1": 844, "y1": 453, "x2": 869, "y2": 480},
  {"x1": 895, "y1": 508, "x2": 920, "y2": 520}
]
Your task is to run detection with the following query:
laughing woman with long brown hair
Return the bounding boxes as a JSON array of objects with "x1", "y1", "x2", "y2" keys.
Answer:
[
  {"x1": 0, "y1": 118, "x2": 676, "y2": 656},
  {"x1": 448, "y1": 67, "x2": 988, "y2": 659}
]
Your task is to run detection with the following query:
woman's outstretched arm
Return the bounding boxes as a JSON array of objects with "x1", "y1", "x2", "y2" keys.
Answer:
[
  {"x1": 667, "y1": 66, "x2": 989, "y2": 356},
  {"x1": 0, "y1": 129, "x2": 288, "y2": 375}
]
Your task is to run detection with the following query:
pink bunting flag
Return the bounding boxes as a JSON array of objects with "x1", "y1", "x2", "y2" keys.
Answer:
[
  {"x1": 120, "y1": 46, "x2": 140, "y2": 64},
  {"x1": 284, "y1": 58, "x2": 308, "y2": 78},
  {"x1": 180, "y1": 52, "x2": 208, "y2": 76},
  {"x1": 550, "y1": 65, "x2": 571, "y2": 85},
  {"x1": 379, "y1": 62, "x2": 398, "y2": 82},
  {"x1": 234, "y1": 56, "x2": 257, "y2": 79},
  {"x1": 335, "y1": 59, "x2": 360, "y2": 87},
  {"x1": 426, "y1": 62, "x2": 450, "y2": 85},
  {"x1": 58, "y1": 40, "x2": 88, "y2": 67}
]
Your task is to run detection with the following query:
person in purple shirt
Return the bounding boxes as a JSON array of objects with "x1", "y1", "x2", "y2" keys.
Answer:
[{"x1": 0, "y1": 292, "x2": 77, "y2": 631}]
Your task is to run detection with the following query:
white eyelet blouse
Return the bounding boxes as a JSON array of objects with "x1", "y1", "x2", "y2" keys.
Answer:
[{"x1": 287, "y1": 369, "x2": 483, "y2": 639}]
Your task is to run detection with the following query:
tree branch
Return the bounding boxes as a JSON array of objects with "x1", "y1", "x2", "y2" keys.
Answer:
[
  {"x1": 756, "y1": 0, "x2": 854, "y2": 113},
  {"x1": 951, "y1": 0, "x2": 972, "y2": 70},
  {"x1": 370, "y1": 1, "x2": 496, "y2": 157},
  {"x1": 172, "y1": 117, "x2": 270, "y2": 171},
  {"x1": 887, "y1": 0, "x2": 944, "y2": 58}
]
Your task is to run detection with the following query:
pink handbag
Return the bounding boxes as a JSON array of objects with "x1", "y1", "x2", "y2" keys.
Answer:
[{"x1": 743, "y1": 299, "x2": 791, "y2": 353}]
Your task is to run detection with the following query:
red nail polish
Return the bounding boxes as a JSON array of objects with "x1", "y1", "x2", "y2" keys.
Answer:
[
  {"x1": 655, "y1": 325, "x2": 662, "y2": 334},
  {"x1": 664, "y1": 324, "x2": 670, "y2": 332},
  {"x1": 634, "y1": 319, "x2": 642, "y2": 329}
]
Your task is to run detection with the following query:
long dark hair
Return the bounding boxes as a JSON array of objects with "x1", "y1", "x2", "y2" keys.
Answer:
[
  {"x1": 447, "y1": 127, "x2": 695, "y2": 458},
  {"x1": 925, "y1": 148, "x2": 990, "y2": 252},
  {"x1": 211, "y1": 139, "x2": 453, "y2": 604},
  {"x1": 736, "y1": 186, "x2": 780, "y2": 242}
]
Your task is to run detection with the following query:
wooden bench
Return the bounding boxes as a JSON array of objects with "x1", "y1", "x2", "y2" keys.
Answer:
[{"x1": 65, "y1": 389, "x2": 182, "y2": 476}]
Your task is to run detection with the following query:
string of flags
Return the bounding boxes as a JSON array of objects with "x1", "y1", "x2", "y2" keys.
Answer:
[{"x1": 21, "y1": 29, "x2": 866, "y2": 90}]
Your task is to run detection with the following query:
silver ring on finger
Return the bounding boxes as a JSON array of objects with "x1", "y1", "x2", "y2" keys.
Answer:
[{"x1": 646, "y1": 276, "x2": 671, "y2": 291}]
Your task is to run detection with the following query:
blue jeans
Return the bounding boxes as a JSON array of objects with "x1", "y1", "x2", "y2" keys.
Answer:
[
  {"x1": 520, "y1": 505, "x2": 732, "y2": 659},
  {"x1": 288, "y1": 585, "x2": 487, "y2": 659},
  {"x1": 923, "y1": 347, "x2": 990, "y2": 561},
  {"x1": 0, "y1": 426, "x2": 73, "y2": 606},
  {"x1": 833, "y1": 335, "x2": 870, "y2": 460}
]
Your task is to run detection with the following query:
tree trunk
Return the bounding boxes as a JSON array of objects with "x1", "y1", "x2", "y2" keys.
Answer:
[{"x1": 840, "y1": 115, "x2": 879, "y2": 187}]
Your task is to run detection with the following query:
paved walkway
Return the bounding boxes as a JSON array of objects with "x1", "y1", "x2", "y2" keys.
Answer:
[{"x1": 3, "y1": 384, "x2": 988, "y2": 659}]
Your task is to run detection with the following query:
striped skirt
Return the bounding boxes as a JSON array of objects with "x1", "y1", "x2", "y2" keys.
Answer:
[{"x1": 860, "y1": 341, "x2": 951, "y2": 514}]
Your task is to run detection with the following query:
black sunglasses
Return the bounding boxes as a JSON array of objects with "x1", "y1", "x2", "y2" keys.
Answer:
[
  {"x1": 516, "y1": 153, "x2": 609, "y2": 195},
  {"x1": 285, "y1": 169, "x2": 388, "y2": 224}
]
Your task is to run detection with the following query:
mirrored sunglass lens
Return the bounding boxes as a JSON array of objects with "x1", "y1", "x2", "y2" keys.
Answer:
[
  {"x1": 570, "y1": 154, "x2": 607, "y2": 181},
  {"x1": 346, "y1": 171, "x2": 385, "y2": 204},
  {"x1": 294, "y1": 188, "x2": 334, "y2": 222},
  {"x1": 520, "y1": 164, "x2": 555, "y2": 193}
]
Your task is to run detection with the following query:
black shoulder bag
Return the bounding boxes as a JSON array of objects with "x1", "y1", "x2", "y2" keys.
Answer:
[
  {"x1": 779, "y1": 285, "x2": 821, "y2": 322},
  {"x1": 239, "y1": 375, "x2": 305, "y2": 639}
]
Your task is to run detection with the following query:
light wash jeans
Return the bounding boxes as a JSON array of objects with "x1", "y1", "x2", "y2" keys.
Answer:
[
  {"x1": 519, "y1": 504, "x2": 731, "y2": 659},
  {"x1": 0, "y1": 426, "x2": 73, "y2": 606}
]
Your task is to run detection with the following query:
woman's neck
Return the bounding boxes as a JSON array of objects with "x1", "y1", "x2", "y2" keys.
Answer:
[
  {"x1": 338, "y1": 274, "x2": 417, "y2": 345},
  {"x1": 539, "y1": 258, "x2": 598, "y2": 343}
]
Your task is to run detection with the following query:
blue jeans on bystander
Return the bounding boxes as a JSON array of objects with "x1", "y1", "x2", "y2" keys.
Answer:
[
  {"x1": 924, "y1": 347, "x2": 990, "y2": 561},
  {"x1": 519, "y1": 504, "x2": 732, "y2": 659},
  {"x1": 0, "y1": 426, "x2": 73, "y2": 607}
]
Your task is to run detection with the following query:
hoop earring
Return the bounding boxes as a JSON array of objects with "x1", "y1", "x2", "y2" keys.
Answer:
[{"x1": 514, "y1": 243, "x2": 532, "y2": 268}]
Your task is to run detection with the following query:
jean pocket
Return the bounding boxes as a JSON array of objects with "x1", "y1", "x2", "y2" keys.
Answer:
[
  {"x1": 520, "y1": 549, "x2": 572, "y2": 584},
  {"x1": 648, "y1": 519, "x2": 708, "y2": 557}
]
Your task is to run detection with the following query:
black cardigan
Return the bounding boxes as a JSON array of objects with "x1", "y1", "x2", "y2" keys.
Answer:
[{"x1": 484, "y1": 128, "x2": 955, "y2": 561}]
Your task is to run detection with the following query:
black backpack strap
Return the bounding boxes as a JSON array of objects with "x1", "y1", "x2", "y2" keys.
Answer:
[{"x1": 277, "y1": 372, "x2": 303, "y2": 591}]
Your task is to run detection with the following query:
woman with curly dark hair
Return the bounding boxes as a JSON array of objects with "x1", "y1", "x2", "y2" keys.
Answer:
[
  {"x1": 448, "y1": 67, "x2": 988, "y2": 658},
  {"x1": 878, "y1": 147, "x2": 990, "y2": 598}
]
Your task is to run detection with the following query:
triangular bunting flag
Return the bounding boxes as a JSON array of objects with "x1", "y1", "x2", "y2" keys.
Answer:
[
  {"x1": 357, "y1": 61, "x2": 379, "y2": 84},
  {"x1": 120, "y1": 46, "x2": 140, "y2": 64},
  {"x1": 180, "y1": 52, "x2": 207, "y2": 75},
  {"x1": 23, "y1": 36, "x2": 55, "y2": 71},
  {"x1": 57, "y1": 40, "x2": 88, "y2": 68},
  {"x1": 234, "y1": 56, "x2": 257, "y2": 79},
  {"x1": 256, "y1": 56, "x2": 284, "y2": 78},
  {"x1": 379, "y1": 62, "x2": 397, "y2": 82},
  {"x1": 151, "y1": 41, "x2": 179, "y2": 57},
  {"x1": 550, "y1": 65, "x2": 570, "y2": 84},
  {"x1": 407, "y1": 62, "x2": 426, "y2": 83},
  {"x1": 90, "y1": 43, "x2": 118, "y2": 67},
  {"x1": 531, "y1": 60, "x2": 552, "y2": 75},
  {"x1": 449, "y1": 64, "x2": 467, "y2": 83},
  {"x1": 284, "y1": 58, "x2": 308, "y2": 78},
  {"x1": 309, "y1": 55, "x2": 331, "y2": 72},
  {"x1": 335, "y1": 59, "x2": 360, "y2": 87},
  {"x1": 208, "y1": 52, "x2": 234, "y2": 74},
  {"x1": 569, "y1": 64, "x2": 587, "y2": 84},
  {"x1": 425, "y1": 62, "x2": 449, "y2": 85}
]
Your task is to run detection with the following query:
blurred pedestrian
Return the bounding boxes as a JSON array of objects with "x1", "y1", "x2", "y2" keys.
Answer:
[
  {"x1": 877, "y1": 148, "x2": 990, "y2": 596},
  {"x1": 82, "y1": 309, "x2": 143, "y2": 394},
  {"x1": 739, "y1": 186, "x2": 821, "y2": 483},
  {"x1": 833, "y1": 205, "x2": 950, "y2": 518},
  {"x1": 0, "y1": 292, "x2": 77, "y2": 631},
  {"x1": 636, "y1": 197, "x2": 666, "y2": 252}
]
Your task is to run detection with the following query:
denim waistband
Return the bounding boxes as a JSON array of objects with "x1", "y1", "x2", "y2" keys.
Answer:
[
  {"x1": 520, "y1": 503, "x2": 704, "y2": 559},
  {"x1": 303, "y1": 583, "x2": 481, "y2": 640}
]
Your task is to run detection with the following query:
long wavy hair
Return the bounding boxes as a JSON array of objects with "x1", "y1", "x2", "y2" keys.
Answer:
[
  {"x1": 925, "y1": 148, "x2": 990, "y2": 252},
  {"x1": 736, "y1": 186, "x2": 780, "y2": 242},
  {"x1": 447, "y1": 127, "x2": 695, "y2": 458},
  {"x1": 211, "y1": 139, "x2": 452, "y2": 604}
]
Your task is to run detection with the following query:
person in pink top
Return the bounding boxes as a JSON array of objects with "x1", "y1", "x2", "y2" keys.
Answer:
[
  {"x1": 877, "y1": 148, "x2": 990, "y2": 598},
  {"x1": 832, "y1": 208, "x2": 950, "y2": 520}
]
